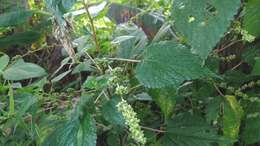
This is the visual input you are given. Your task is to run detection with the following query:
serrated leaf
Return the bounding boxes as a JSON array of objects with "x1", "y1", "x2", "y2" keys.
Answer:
[
  {"x1": 135, "y1": 41, "x2": 213, "y2": 88},
  {"x1": 0, "y1": 54, "x2": 9, "y2": 72},
  {"x1": 242, "y1": 46, "x2": 260, "y2": 65},
  {"x1": 172, "y1": 0, "x2": 240, "y2": 59},
  {"x1": 43, "y1": 118, "x2": 79, "y2": 146},
  {"x1": 43, "y1": 114, "x2": 96, "y2": 146},
  {"x1": 149, "y1": 88, "x2": 176, "y2": 118},
  {"x1": 113, "y1": 24, "x2": 148, "y2": 59},
  {"x1": 252, "y1": 57, "x2": 260, "y2": 75},
  {"x1": 162, "y1": 113, "x2": 229, "y2": 146},
  {"x1": 101, "y1": 99, "x2": 125, "y2": 127},
  {"x1": 243, "y1": 0, "x2": 260, "y2": 37},
  {"x1": 205, "y1": 97, "x2": 222, "y2": 123},
  {"x1": 241, "y1": 102, "x2": 260, "y2": 144},
  {"x1": 0, "y1": 10, "x2": 33, "y2": 27},
  {"x1": 77, "y1": 114, "x2": 97, "y2": 146},
  {"x1": 3, "y1": 59, "x2": 47, "y2": 81},
  {"x1": 222, "y1": 95, "x2": 243, "y2": 146}
]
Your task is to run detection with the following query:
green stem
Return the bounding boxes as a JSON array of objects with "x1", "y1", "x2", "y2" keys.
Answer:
[
  {"x1": 8, "y1": 82, "x2": 15, "y2": 115},
  {"x1": 83, "y1": 2, "x2": 100, "y2": 52}
]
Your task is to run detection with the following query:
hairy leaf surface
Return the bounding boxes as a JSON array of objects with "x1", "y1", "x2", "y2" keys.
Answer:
[
  {"x1": 135, "y1": 41, "x2": 213, "y2": 88},
  {"x1": 172, "y1": 0, "x2": 240, "y2": 59},
  {"x1": 162, "y1": 113, "x2": 228, "y2": 146},
  {"x1": 243, "y1": 0, "x2": 260, "y2": 37},
  {"x1": 242, "y1": 102, "x2": 260, "y2": 144}
]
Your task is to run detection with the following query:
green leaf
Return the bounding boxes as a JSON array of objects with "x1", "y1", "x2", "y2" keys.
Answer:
[
  {"x1": 43, "y1": 118, "x2": 79, "y2": 146},
  {"x1": 172, "y1": 0, "x2": 240, "y2": 59},
  {"x1": 162, "y1": 113, "x2": 228, "y2": 146},
  {"x1": 61, "y1": 0, "x2": 76, "y2": 11},
  {"x1": 149, "y1": 88, "x2": 176, "y2": 118},
  {"x1": 243, "y1": 0, "x2": 260, "y2": 37},
  {"x1": 3, "y1": 59, "x2": 47, "y2": 81},
  {"x1": 113, "y1": 24, "x2": 148, "y2": 59},
  {"x1": 241, "y1": 102, "x2": 260, "y2": 144},
  {"x1": 43, "y1": 114, "x2": 97, "y2": 146},
  {"x1": 0, "y1": 54, "x2": 9, "y2": 72},
  {"x1": 72, "y1": 62, "x2": 95, "y2": 74},
  {"x1": 222, "y1": 95, "x2": 243, "y2": 146},
  {"x1": 77, "y1": 114, "x2": 97, "y2": 146},
  {"x1": 107, "y1": 132, "x2": 121, "y2": 146},
  {"x1": 51, "y1": 69, "x2": 72, "y2": 83},
  {"x1": 252, "y1": 57, "x2": 260, "y2": 75},
  {"x1": 0, "y1": 31, "x2": 41, "y2": 48},
  {"x1": 0, "y1": 10, "x2": 33, "y2": 27},
  {"x1": 242, "y1": 46, "x2": 260, "y2": 65},
  {"x1": 205, "y1": 97, "x2": 222, "y2": 123},
  {"x1": 83, "y1": 76, "x2": 108, "y2": 90},
  {"x1": 135, "y1": 41, "x2": 213, "y2": 88},
  {"x1": 101, "y1": 99, "x2": 125, "y2": 127},
  {"x1": 15, "y1": 93, "x2": 37, "y2": 122}
]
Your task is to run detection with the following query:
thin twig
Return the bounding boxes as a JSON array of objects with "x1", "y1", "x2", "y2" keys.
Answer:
[
  {"x1": 22, "y1": 43, "x2": 47, "y2": 57},
  {"x1": 213, "y1": 83, "x2": 225, "y2": 97},
  {"x1": 107, "y1": 57, "x2": 141, "y2": 63},
  {"x1": 84, "y1": 52, "x2": 103, "y2": 73},
  {"x1": 83, "y1": 1, "x2": 100, "y2": 52},
  {"x1": 232, "y1": 61, "x2": 243, "y2": 70},
  {"x1": 216, "y1": 40, "x2": 242, "y2": 53},
  {"x1": 94, "y1": 90, "x2": 105, "y2": 104},
  {"x1": 141, "y1": 126, "x2": 166, "y2": 133}
]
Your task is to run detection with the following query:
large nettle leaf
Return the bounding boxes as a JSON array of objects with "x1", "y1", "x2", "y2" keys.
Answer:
[
  {"x1": 222, "y1": 96, "x2": 243, "y2": 146},
  {"x1": 243, "y1": 0, "x2": 260, "y2": 37},
  {"x1": 149, "y1": 88, "x2": 176, "y2": 118},
  {"x1": 172, "y1": 0, "x2": 240, "y2": 59},
  {"x1": 101, "y1": 98, "x2": 125, "y2": 127},
  {"x1": 3, "y1": 59, "x2": 47, "y2": 81},
  {"x1": 135, "y1": 41, "x2": 213, "y2": 88},
  {"x1": 162, "y1": 113, "x2": 229, "y2": 146},
  {"x1": 44, "y1": 96, "x2": 97, "y2": 146},
  {"x1": 242, "y1": 102, "x2": 260, "y2": 144},
  {"x1": 205, "y1": 96, "x2": 222, "y2": 123},
  {"x1": 43, "y1": 114, "x2": 97, "y2": 146}
]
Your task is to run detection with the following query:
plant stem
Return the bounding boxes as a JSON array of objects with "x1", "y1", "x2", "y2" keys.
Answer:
[
  {"x1": 107, "y1": 57, "x2": 141, "y2": 63},
  {"x1": 141, "y1": 126, "x2": 166, "y2": 133},
  {"x1": 83, "y1": 2, "x2": 100, "y2": 52}
]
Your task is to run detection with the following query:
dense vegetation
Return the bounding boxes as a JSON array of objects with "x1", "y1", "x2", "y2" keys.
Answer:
[{"x1": 0, "y1": 0, "x2": 260, "y2": 145}]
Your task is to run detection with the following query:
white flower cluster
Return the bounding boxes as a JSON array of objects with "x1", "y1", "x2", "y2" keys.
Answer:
[
  {"x1": 108, "y1": 67, "x2": 125, "y2": 86},
  {"x1": 117, "y1": 99, "x2": 146, "y2": 146},
  {"x1": 115, "y1": 85, "x2": 128, "y2": 95}
]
